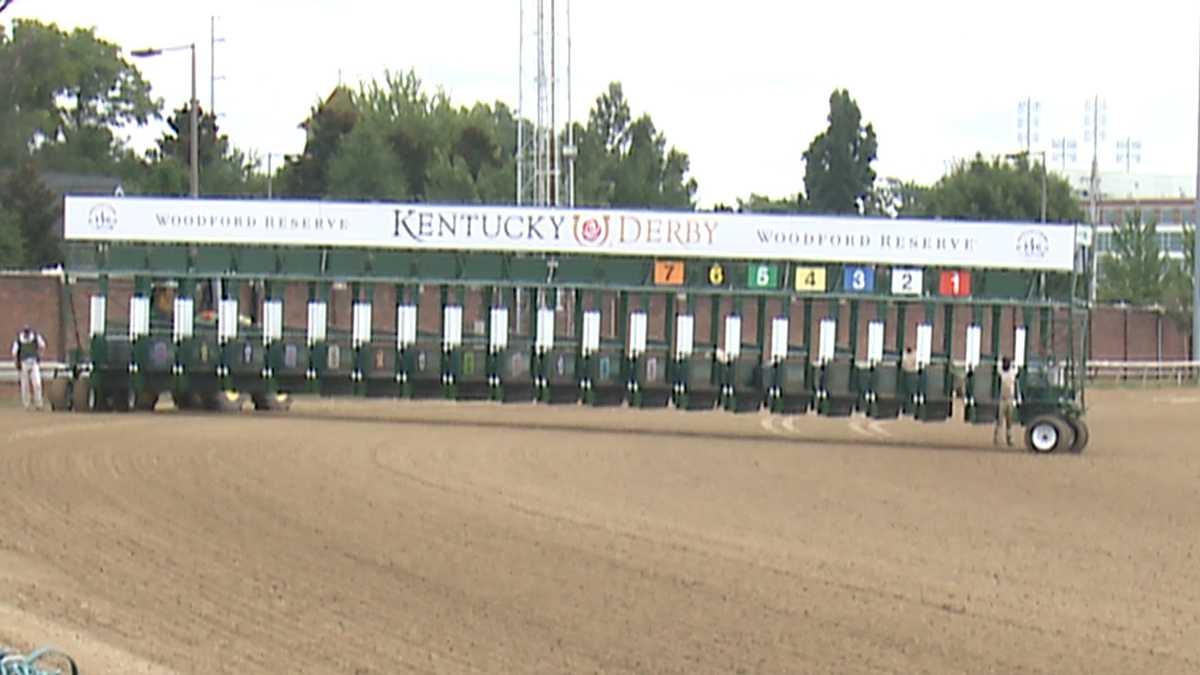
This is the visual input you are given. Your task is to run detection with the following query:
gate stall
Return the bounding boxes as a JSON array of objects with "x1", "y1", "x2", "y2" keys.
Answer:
[{"x1": 52, "y1": 197, "x2": 1091, "y2": 453}]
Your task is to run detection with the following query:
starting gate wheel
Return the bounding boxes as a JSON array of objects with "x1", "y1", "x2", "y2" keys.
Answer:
[
  {"x1": 1025, "y1": 414, "x2": 1074, "y2": 454},
  {"x1": 206, "y1": 390, "x2": 244, "y2": 412},
  {"x1": 46, "y1": 378, "x2": 70, "y2": 411},
  {"x1": 251, "y1": 391, "x2": 292, "y2": 412},
  {"x1": 1068, "y1": 417, "x2": 1090, "y2": 453}
]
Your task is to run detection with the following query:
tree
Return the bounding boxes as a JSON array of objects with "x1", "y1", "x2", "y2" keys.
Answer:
[
  {"x1": 1162, "y1": 224, "x2": 1195, "y2": 330},
  {"x1": 864, "y1": 178, "x2": 929, "y2": 218},
  {"x1": 137, "y1": 102, "x2": 264, "y2": 197},
  {"x1": 281, "y1": 86, "x2": 358, "y2": 198},
  {"x1": 802, "y1": 89, "x2": 877, "y2": 214},
  {"x1": 736, "y1": 193, "x2": 806, "y2": 213},
  {"x1": 0, "y1": 161, "x2": 60, "y2": 268},
  {"x1": 917, "y1": 153, "x2": 1084, "y2": 223},
  {"x1": 0, "y1": 205, "x2": 24, "y2": 268},
  {"x1": 1098, "y1": 210, "x2": 1168, "y2": 306},
  {"x1": 573, "y1": 82, "x2": 697, "y2": 209},
  {"x1": 0, "y1": 20, "x2": 157, "y2": 171}
]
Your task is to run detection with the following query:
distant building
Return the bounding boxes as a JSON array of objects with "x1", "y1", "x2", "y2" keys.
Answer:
[
  {"x1": 0, "y1": 169, "x2": 124, "y2": 240},
  {"x1": 1059, "y1": 169, "x2": 1195, "y2": 262}
]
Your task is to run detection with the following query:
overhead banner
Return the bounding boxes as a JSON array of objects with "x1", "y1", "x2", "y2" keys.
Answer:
[{"x1": 63, "y1": 196, "x2": 1079, "y2": 271}]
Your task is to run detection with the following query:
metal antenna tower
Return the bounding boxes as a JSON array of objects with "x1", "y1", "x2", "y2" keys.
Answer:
[
  {"x1": 1017, "y1": 98, "x2": 1041, "y2": 154},
  {"x1": 210, "y1": 16, "x2": 226, "y2": 116},
  {"x1": 516, "y1": 0, "x2": 574, "y2": 207}
]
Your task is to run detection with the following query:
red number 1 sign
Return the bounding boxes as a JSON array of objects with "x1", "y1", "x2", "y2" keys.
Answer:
[{"x1": 938, "y1": 270, "x2": 971, "y2": 296}]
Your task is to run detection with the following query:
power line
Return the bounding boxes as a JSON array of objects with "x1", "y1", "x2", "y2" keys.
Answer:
[{"x1": 0, "y1": 0, "x2": 16, "y2": 15}]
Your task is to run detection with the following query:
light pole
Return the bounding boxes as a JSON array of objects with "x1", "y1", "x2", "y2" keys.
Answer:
[{"x1": 132, "y1": 43, "x2": 199, "y2": 198}]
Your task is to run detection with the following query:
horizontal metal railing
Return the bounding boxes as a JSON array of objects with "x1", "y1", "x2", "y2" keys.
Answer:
[
  {"x1": 1087, "y1": 360, "x2": 1200, "y2": 384},
  {"x1": 0, "y1": 362, "x2": 71, "y2": 383}
]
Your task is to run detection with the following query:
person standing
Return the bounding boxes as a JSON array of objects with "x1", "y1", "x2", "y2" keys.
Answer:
[
  {"x1": 994, "y1": 356, "x2": 1018, "y2": 446},
  {"x1": 11, "y1": 324, "x2": 46, "y2": 410}
]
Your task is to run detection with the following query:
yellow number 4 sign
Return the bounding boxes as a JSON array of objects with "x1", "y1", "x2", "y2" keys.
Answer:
[{"x1": 794, "y1": 266, "x2": 826, "y2": 292}]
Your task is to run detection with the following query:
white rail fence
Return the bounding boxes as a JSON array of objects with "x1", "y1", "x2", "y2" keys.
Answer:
[
  {"x1": 1087, "y1": 360, "x2": 1200, "y2": 384},
  {"x1": 0, "y1": 362, "x2": 71, "y2": 384}
]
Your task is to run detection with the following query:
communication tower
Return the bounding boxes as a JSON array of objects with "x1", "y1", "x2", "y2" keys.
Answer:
[{"x1": 516, "y1": 0, "x2": 575, "y2": 207}]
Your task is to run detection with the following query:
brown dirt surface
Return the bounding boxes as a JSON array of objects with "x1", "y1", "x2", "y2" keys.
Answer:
[{"x1": 2, "y1": 388, "x2": 1199, "y2": 674}]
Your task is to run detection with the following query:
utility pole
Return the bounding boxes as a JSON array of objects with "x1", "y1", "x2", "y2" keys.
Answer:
[{"x1": 1085, "y1": 96, "x2": 1107, "y2": 303}]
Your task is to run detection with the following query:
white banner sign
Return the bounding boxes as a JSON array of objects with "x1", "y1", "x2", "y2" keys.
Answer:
[{"x1": 63, "y1": 196, "x2": 1078, "y2": 271}]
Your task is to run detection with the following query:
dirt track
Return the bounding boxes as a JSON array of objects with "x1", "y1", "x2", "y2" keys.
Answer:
[{"x1": 2, "y1": 389, "x2": 1199, "y2": 674}]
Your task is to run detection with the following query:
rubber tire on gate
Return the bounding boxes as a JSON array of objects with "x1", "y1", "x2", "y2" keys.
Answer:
[
  {"x1": 1068, "y1": 417, "x2": 1090, "y2": 453},
  {"x1": 1024, "y1": 414, "x2": 1075, "y2": 454},
  {"x1": 46, "y1": 378, "x2": 70, "y2": 411},
  {"x1": 251, "y1": 391, "x2": 292, "y2": 412},
  {"x1": 207, "y1": 390, "x2": 244, "y2": 413}
]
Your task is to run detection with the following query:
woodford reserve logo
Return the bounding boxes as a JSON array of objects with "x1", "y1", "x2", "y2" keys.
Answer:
[
  {"x1": 152, "y1": 211, "x2": 351, "y2": 232},
  {"x1": 393, "y1": 208, "x2": 718, "y2": 249},
  {"x1": 87, "y1": 203, "x2": 118, "y2": 232}
]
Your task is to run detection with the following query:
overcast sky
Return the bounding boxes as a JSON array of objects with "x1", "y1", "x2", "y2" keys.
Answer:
[{"x1": 7, "y1": 1, "x2": 1200, "y2": 206}]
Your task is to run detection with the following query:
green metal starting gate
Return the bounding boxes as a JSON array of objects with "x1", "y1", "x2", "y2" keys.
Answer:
[{"x1": 48, "y1": 196, "x2": 1092, "y2": 453}]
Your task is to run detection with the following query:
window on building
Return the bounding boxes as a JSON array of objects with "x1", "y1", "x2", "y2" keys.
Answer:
[{"x1": 1163, "y1": 232, "x2": 1184, "y2": 253}]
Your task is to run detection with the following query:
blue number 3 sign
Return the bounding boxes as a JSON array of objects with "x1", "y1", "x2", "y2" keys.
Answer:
[{"x1": 843, "y1": 266, "x2": 875, "y2": 292}]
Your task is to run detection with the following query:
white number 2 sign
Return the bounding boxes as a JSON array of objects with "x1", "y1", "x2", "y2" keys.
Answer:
[{"x1": 890, "y1": 268, "x2": 923, "y2": 296}]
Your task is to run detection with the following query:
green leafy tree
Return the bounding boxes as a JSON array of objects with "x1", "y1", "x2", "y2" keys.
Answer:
[
  {"x1": 736, "y1": 193, "x2": 806, "y2": 213},
  {"x1": 573, "y1": 82, "x2": 696, "y2": 209},
  {"x1": 917, "y1": 153, "x2": 1084, "y2": 223},
  {"x1": 0, "y1": 161, "x2": 60, "y2": 267},
  {"x1": 1098, "y1": 210, "x2": 1168, "y2": 306},
  {"x1": 0, "y1": 20, "x2": 157, "y2": 171},
  {"x1": 138, "y1": 103, "x2": 265, "y2": 197},
  {"x1": 325, "y1": 112, "x2": 412, "y2": 201},
  {"x1": 1163, "y1": 224, "x2": 1195, "y2": 329},
  {"x1": 864, "y1": 178, "x2": 929, "y2": 218},
  {"x1": 281, "y1": 86, "x2": 358, "y2": 198},
  {"x1": 0, "y1": 205, "x2": 25, "y2": 268},
  {"x1": 802, "y1": 89, "x2": 877, "y2": 214}
]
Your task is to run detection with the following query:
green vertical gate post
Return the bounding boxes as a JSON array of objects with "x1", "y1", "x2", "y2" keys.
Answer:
[
  {"x1": 306, "y1": 281, "x2": 328, "y2": 394},
  {"x1": 263, "y1": 279, "x2": 280, "y2": 396},
  {"x1": 219, "y1": 278, "x2": 239, "y2": 392},
  {"x1": 664, "y1": 292, "x2": 676, "y2": 387},
  {"x1": 847, "y1": 299, "x2": 861, "y2": 402},
  {"x1": 614, "y1": 290, "x2": 626, "y2": 382},
  {"x1": 129, "y1": 275, "x2": 151, "y2": 397},
  {"x1": 173, "y1": 276, "x2": 193, "y2": 396},
  {"x1": 89, "y1": 274, "x2": 110, "y2": 399},
  {"x1": 705, "y1": 291, "x2": 715, "y2": 386},
  {"x1": 942, "y1": 303, "x2": 955, "y2": 399},
  {"x1": 989, "y1": 305, "x2": 1002, "y2": 362},
  {"x1": 574, "y1": 288, "x2": 588, "y2": 402}
]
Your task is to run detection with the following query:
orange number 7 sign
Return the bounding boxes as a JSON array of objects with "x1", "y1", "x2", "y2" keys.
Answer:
[{"x1": 653, "y1": 260, "x2": 684, "y2": 286}]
